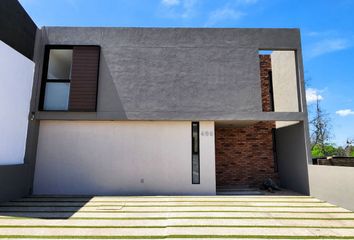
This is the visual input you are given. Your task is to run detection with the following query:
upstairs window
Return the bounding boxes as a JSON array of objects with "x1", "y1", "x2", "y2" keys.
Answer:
[
  {"x1": 40, "y1": 45, "x2": 100, "y2": 112},
  {"x1": 43, "y1": 49, "x2": 72, "y2": 110}
]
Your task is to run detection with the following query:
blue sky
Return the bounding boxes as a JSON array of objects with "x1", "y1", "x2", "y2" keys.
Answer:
[{"x1": 20, "y1": 0, "x2": 354, "y2": 146}]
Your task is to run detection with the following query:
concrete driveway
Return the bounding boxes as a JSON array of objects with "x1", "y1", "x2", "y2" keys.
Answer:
[{"x1": 0, "y1": 195, "x2": 354, "y2": 239}]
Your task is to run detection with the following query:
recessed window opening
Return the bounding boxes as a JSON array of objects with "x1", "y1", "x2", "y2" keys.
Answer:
[
  {"x1": 192, "y1": 122, "x2": 200, "y2": 184},
  {"x1": 39, "y1": 45, "x2": 100, "y2": 112},
  {"x1": 259, "y1": 50, "x2": 300, "y2": 112},
  {"x1": 42, "y1": 48, "x2": 73, "y2": 110}
]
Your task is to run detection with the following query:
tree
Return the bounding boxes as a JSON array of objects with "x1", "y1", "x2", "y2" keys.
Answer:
[
  {"x1": 345, "y1": 139, "x2": 354, "y2": 157},
  {"x1": 310, "y1": 98, "x2": 331, "y2": 157},
  {"x1": 336, "y1": 146, "x2": 346, "y2": 157},
  {"x1": 311, "y1": 144, "x2": 340, "y2": 158}
]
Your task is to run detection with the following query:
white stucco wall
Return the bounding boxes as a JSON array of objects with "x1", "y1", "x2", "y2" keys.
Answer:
[
  {"x1": 0, "y1": 41, "x2": 34, "y2": 165},
  {"x1": 34, "y1": 121, "x2": 216, "y2": 195},
  {"x1": 309, "y1": 165, "x2": 354, "y2": 211},
  {"x1": 271, "y1": 51, "x2": 299, "y2": 112}
]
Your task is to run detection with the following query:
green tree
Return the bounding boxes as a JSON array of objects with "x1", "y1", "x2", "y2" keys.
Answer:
[{"x1": 311, "y1": 144, "x2": 339, "y2": 158}]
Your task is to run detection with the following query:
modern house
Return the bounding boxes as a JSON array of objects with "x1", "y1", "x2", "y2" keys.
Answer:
[{"x1": 0, "y1": 1, "x2": 312, "y2": 201}]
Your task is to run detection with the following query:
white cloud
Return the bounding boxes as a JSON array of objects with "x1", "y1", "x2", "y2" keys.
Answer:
[
  {"x1": 336, "y1": 109, "x2": 354, "y2": 117},
  {"x1": 306, "y1": 88, "x2": 324, "y2": 104},
  {"x1": 159, "y1": 0, "x2": 198, "y2": 19},
  {"x1": 206, "y1": 7, "x2": 245, "y2": 26},
  {"x1": 181, "y1": 0, "x2": 198, "y2": 18},
  {"x1": 304, "y1": 30, "x2": 336, "y2": 37},
  {"x1": 308, "y1": 38, "x2": 351, "y2": 58},
  {"x1": 161, "y1": 0, "x2": 180, "y2": 7},
  {"x1": 205, "y1": 0, "x2": 259, "y2": 26}
]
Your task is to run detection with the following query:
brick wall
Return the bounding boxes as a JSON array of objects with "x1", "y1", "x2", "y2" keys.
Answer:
[
  {"x1": 215, "y1": 121, "x2": 278, "y2": 187},
  {"x1": 215, "y1": 55, "x2": 277, "y2": 188},
  {"x1": 259, "y1": 55, "x2": 273, "y2": 112}
]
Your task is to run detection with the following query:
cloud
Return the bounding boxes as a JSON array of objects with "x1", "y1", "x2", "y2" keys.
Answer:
[
  {"x1": 336, "y1": 109, "x2": 354, "y2": 117},
  {"x1": 304, "y1": 30, "x2": 336, "y2": 37},
  {"x1": 306, "y1": 88, "x2": 324, "y2": 104},
  {"x1": 206, "y1": 7, "x2": 245, "y2": 26},
  {"x1": 181, "y1": 0, "x2": 198, "y2": 18},
  {"x1": 307, "y1": 38, "x2": 351, "y2": 58},
  {"x1": 161, "y1": 0, "x2": 180, "y2": 7},
  {"x1": 205, "y1": 0, "x2": 259, "y2": 26},
  {"x1": 159, "y1": 0, "x2": 198, "y2": 19}
]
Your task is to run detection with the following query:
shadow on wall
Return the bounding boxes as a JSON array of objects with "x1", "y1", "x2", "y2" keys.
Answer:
[
  {"x1": 0, "y1": 195, "x2": 93, "y2": 219},
  {"x1": 96, "y1": 54, "x2": 128, "y2": 119}
]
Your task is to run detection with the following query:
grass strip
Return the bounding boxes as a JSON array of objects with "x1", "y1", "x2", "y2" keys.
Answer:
[
  {"x1": 1, "y1": 210, "x2": 348, "y2": 213},
  {"x1": 0, "y1": 235, "x2": 354, "y2": 239},
  {"x1": 2, "y1": 216, "x2": 354, "y2": 220},
  {"x1": 0, "y1": 204, "x2": 337, "y2": 208},
  {"x1": 11, "y1": 200, "x2": 324, "y2": 203},
  {"x1": 28, "y1": 195, "x2": 313, "y2": 198},
  {"x1": 1, "y1": 225, "x2": 354, "y2": 229}
]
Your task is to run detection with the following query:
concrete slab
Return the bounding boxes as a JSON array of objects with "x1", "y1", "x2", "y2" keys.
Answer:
[{"x1": 0, "y1": 195, "x2": 353, "y2": 239}]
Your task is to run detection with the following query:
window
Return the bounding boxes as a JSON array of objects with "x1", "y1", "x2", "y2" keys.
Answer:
[
  {"x1": 192, "y1": 122, "x2": 200, "y2": 184},
  {"x1": 43, "y1": 48, "x2": 73, "y2": 110},
  {"x1": 39, "y1": 45, "x2": 100, "y2": 112}
]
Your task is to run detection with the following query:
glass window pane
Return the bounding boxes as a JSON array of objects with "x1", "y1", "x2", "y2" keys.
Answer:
[
  {"x1": 192, "y1": 122, "x2": 200, "y2": 184},
  {"x1": 47, "y1": 49, "x2": 73, "y2": 79},
  {"x1": 192, "y1": 154, "x2": 200, "y2": 184},
  {"x1": 43, "y1": 83, "x2": 70, "y2": 110}
]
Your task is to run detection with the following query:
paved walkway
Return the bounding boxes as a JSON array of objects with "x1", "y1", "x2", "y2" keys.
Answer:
[{"x1": 0, "y1": 195, "x2": 354, "y2": 239}]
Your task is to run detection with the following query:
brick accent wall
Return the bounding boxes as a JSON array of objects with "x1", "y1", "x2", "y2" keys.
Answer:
[
  {"x1": 214, "y1": 55, "x2": 278, "y2": 188},
  {"x1": 215, "y1": 121, "x2": 278, "y2": 187},
  {"x1": 259, "y1": 55, "x2": 273, "y2": 112}
]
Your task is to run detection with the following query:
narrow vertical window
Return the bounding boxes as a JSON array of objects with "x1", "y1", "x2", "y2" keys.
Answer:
[{"x1": 192, "y1": 122, "x2": 200, "y2": 184}]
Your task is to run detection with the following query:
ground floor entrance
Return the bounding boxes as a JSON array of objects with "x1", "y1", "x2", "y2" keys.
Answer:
[{"x1": 215, "y1": 121, "x2": 278, "y2": 190}]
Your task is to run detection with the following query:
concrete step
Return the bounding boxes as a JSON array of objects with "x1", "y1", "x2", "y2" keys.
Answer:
[{"x1": 216, "y1": 187, "x2": 264, "y2": 195}]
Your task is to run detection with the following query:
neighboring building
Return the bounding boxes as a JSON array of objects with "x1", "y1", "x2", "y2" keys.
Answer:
[{"x1": 0, "y1": 1, "x2": 311, "y2": 200}]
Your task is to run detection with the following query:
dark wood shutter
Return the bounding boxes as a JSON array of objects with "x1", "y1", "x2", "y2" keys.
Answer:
[{"x1": 68, "y1": 46, "x2": 100, "y2": 111}]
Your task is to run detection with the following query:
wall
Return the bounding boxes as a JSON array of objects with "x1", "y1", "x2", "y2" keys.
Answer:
[
  {"x1": 34, "y1": 27, "x2": 304, "y2": 121},
  {"x1": 0, "y1": 0, "x2": 37, "y2": 59},
  {"x1": 0, "y1": 41, "x2": 34, "y2": 165},
  {"x1": 0, "y1": 165, "x2": 30, "y2": 202},
  {"x1": 275, "y1": 122, "x2": 309, "y2": 194},
  {"x1": 271, "y1": 51, "x2": 299, "y2": 113},
  {"x1": 0, "y1": 1, "x2": 37, "y2": 203},
  {"x1": 34, "y1": 121, "x2": 216, "y2": 195},
  {"x1": 309, "y1": 165, "x2": 354, "y2": 211},
  {"x1": 215, "y1": 121, "x2": 277, "y2": 187},
  {"x1": 315, "y1": 157, "x2": 354, "y2": 167},
  {"x1": 259, "y1": 55, "x2": 273, "y2": 112}
]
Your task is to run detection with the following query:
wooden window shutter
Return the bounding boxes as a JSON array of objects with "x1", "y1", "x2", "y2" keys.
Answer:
[{"x1": 68, "y1": 46, "x2": 100, "y2": 111}]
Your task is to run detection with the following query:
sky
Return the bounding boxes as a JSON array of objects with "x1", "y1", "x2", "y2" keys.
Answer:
[{"x1": 19, "y1": 0, "x2": 354, "y2": 146}]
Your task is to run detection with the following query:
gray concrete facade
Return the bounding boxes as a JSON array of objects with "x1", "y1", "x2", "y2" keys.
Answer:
[
  {"x1": 32, "y1": 27, "x2": 307, "y2": 121},
  {"x1": 275, "y1": 122, "x2": 310, "y2": 195}
]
